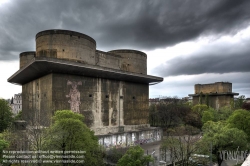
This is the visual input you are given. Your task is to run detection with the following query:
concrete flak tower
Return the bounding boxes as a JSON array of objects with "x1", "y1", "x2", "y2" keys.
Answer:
[
  {"x1": 8, "y1": 29, "x2": 163, "y2": 147},
  {"x1": 189, "y1": 82, "x2": 239, "y2": 110}
]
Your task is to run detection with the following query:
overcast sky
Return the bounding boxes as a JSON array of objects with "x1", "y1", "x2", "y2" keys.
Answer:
[{"x1": 0, "y1": 0, "x2": 250, "y2": 99}]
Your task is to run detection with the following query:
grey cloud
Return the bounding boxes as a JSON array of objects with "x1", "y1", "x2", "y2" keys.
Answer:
[
  {"x1": 155, "y1": 53, "x2": 250, "y2": 76},
  {"x1": 149, "y1": 72, "x2": 250, "y2": 98},
  {"x1": 96, "y1": 0, "x2": 250, "y2": 50},
  {"x1": 1, "y1": 0, "x2": 250, "y2": 61},
  {"x1": 151, "y1": 73, "x2": 250, "y2": 90},
  {"x1": 153, "y1": 37, "x2": 250, "y2": 77}
]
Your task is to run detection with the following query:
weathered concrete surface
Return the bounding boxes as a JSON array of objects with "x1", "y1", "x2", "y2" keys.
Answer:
[
  {"x1": 108, "y1": 49, "x2": 147, "y2": 74},
  {"x1": 189, "y1": 82, "x2": 239, "y2": 110},
  {"x1": 195, "y1": 82, "x2": 232, "y2": 94},
  {"x1": 192, "y1": 95, "x2": 236, "y2": 109},
  {"x1": 22, "y1": 74, "x2": 52, "y2": 126},
  {"x1": 36, "y1": 30, "x2": 96, "y2": 65},
  {"x1": 9, "y1": 29, "x2": 163, "y2": 136},
  {"x1": 22, "y1": 73, "x2": 150, "y2": 131},
  {"x1": 8, "y1": 57, "x2": 162, "y2": 85},
  {"x1": 20, "y1": 52, "x2": 36, "y2": 69},
  {"x1": 98, "y1": 128, "x2": 162, "y2": 148}
]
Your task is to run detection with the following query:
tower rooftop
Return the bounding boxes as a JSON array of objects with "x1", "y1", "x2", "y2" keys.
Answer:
[{"x1": 8, "y1": 57, "x2": 163, "y2": 85}]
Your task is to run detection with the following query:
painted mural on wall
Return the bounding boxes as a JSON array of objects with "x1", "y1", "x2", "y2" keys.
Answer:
[{"x1": 66, "y1": 80, "x2": 82, "y2": 113}]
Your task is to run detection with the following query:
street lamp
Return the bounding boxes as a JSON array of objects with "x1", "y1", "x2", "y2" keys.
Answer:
[{"x1": 152, "y1": 151, "x2": 155, "y2": 155}]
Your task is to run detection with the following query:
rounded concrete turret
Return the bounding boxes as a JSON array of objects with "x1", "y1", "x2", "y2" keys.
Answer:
[
  {"x1": 36, "y1": 29, "x2": 96, "y2": 64},
  {"x1": 20, "y1": 51, "x2": 36, "y2": 69},
  {"x1": 108, "y1": 49, "x2": 147, "y2": 74}
]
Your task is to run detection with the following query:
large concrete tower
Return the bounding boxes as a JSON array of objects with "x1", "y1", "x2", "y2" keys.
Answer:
[{"x1": 8, "y1": 30, "x2": 163, "y2": 146}]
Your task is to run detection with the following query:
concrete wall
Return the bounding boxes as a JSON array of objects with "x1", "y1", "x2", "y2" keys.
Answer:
[
  {"x1": 108, "y1": 49, "x2": 147, "y2": 74},
  {"x1": 195, "y1": 82, "x2": 232, "y2": 94},
  {"x1": 23, "y1": 73, "x2": 149, "y2": 130},
  {"x1": 22, "y1": 74, "x2": 53, "y2": 126},
  {"x1": 95, "y1": 50, "x2": 121, "y2": 70},
  {"x1": 95, "y1": 49, "x2": 147, "y2": 75},
  {"x1": 35, "y1": 30, "x2": 147, "y2": 75},
  {"x1": 36, "y1": 30, "x2": 96, "y2": 65},
  {"x1": 98, "y1": 128, "x2": 162, "y2": 148},
  {"x1": 20, "y1": 52, "x2": 36, "y2": 69},
  {"x1": 193, "y1": 95, "x2": 233, "y2": 110}
]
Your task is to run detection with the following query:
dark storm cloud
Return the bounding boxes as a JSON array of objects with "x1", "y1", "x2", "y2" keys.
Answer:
[
  {"x1": 1, "y1": 0, "x2": 250, "y2": 61},
  {"x1": 158, "y1": 52, "x2": 249, "y2": 77},
  {"x1": 153, "y1": 34, "x2": 250, "y2": 77},
  {"x1": 96, "y1": 0, "x2": 250, "y2": 49},
  {"x1": 153, "y1": 51, "x2": 250, "y2": 77}
]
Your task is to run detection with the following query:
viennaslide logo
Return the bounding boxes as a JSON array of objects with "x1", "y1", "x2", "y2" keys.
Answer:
[{"x1": 219, "y1": 150, "x2": 249, "y2": 161}]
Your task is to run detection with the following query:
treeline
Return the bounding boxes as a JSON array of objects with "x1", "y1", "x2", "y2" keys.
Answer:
[
  {"x1": 154, "y1": 96, "x2": 250, "y2": 166},
  {"x1": 149, "y1": 98, "x2": 202, "y2": 129},
  {"x1": 149, "y1": 95, "x2": 250, "y2": 129},
  {"x1": 0, "y1": 98, "x2": 104, "y2": 166}
]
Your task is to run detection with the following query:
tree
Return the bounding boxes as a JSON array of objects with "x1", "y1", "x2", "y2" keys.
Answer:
[
  {"x1": 149, "y1": 98, "x2": 196, "y2": 128},
  {"x1": 234, "y1": 95, "x2": 246, "y2": 109},
  {"x1": 11, "y1": 97, "x2": 13, "y2": 104},
  {"x1": 157, "y1": 102, "x2": 182, "y2": 127},
  {"x1": 117, "y1": 145, "x2": 153, "y2": 166},
  {"x1": 242, "y1": 102, "x2": 250, "y2": 111},
  {"x1": 183, "y1": 111, "x2": 202, "y2": 129},
  {"x1": 149, "y1": 104, "x2": 159, "y2": 126},
  {"x1": 106, "y1": 147, "x2": 126, "y2": 164},
  {"x1": 227, "y1": 109, "x2": 250, "y2": 141},
  {"x1": 201, "y1": 111, "x2": 214, "y2": 124},
  {"x1": 14, "y1": 110, "x2": 22, "y2": 121},
  {"x1": 0, "y1": 99, "x2": 13, "y2": 132},
  {"x1": 149, "y1": 102, "x2": 180, "y2": 127},
  {"x1": 160, "y1": 126, "x2": 201, "y2": 166},
  {"x1": 200, "y1": 121, "x2": 248, "y2": 166},
  {"x1": 160, "y1": 137, "x2": 180, "y2": 165},
  {"x1": 200, "y1": 106, "x2": 233, "y2": 124},
  {"x1": 43, "y1": 110, "x2": 104, "y2": 166},
  {"x1": 192, "y1": 104, "x2": 209, "y2": 119},
  {"x1": 0, "y1": 134, "x2": 9, "y2": 164},
  {"x1": 216, "y1": 106, "x2": 233, "y2": 121}
]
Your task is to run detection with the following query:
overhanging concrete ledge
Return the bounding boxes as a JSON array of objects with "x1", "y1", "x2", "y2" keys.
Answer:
[
  {"x1": 188, "y1": 92, "x2": 239, "y2": 97},
  {"x1": 8, "y1": 57, "x2": 163, "y2": 85}
]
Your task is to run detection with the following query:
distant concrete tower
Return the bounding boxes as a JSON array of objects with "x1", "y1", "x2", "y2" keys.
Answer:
[{"x1": 189, "y1": 82, "x2": 239, "y2": 109}]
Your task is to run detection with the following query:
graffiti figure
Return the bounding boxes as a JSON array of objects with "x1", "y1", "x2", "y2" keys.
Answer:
[{"x1": 66, "y1": 80, "x2": 82, "y2": 113}]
